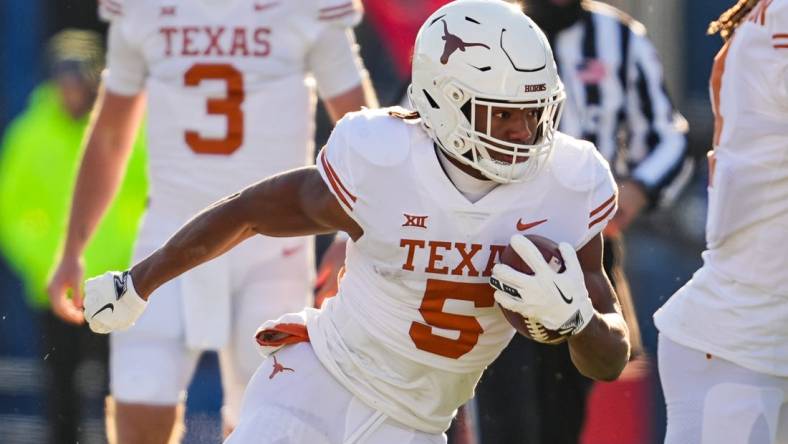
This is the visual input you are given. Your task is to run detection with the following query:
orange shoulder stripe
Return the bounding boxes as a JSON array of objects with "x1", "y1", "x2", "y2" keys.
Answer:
[
  {"x1": 588, "y1": 202, "x2": 618, "y2": 229},
  {"x1": 589, "y1": 193, "x2": 616, "y2": 217},
  {"x1": 318, "y1": 2, "x2": 353, "y2": 13},
  {"x1": 99, "y1": 0, "x2": 123, "y2": 15},
  {"x1": 320, "y1": 150, "x2": 356, "y2": 210}
]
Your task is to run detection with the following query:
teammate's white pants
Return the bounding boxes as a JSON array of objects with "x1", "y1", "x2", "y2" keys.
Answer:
[
  {"x1": 659, "y1": 335, "x2": 788, "y2": 444},
  {"x1": 226, "y1": 342, "x2": 446, "y2": 444}
]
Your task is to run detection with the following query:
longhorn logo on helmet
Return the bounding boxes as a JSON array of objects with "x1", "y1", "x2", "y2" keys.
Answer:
[{"x1": 439, "y1": 20, "x2": 490, "y2": 64}]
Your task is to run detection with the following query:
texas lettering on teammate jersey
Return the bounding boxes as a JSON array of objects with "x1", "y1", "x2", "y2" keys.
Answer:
[
  {"x1": 309, "y1": 108, "x2": 617, "y2": 433},
  {"x1": 157, "y1": 26, "x2": 272, "y2": 58}
]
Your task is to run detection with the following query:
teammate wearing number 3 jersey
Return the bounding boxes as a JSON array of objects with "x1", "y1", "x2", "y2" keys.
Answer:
[
  {"x1": 81, "y1": 1, "x2": 629, "y2": 442},
  {"x1": 47, "y1": 0, "x2": 376, "y2": 442}
]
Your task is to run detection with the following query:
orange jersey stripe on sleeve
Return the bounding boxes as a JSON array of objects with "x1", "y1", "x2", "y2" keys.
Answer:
[
  {"x1": 773, "y1": 33, "x2": 788, "y2": 48},
  {"x1": 318, "y1": 1, "x2": 353, "y2": 12},
  {"x1": 773, "y1": 34, "x2": 788, "y2": 46},
  {"x1": 99, "y1": 0, "x2": 123, "y2": 15},
  {"x1": 589, "y1": 202, "x2": 618, "y2": 229},
  {"x1": 321, "y1": 150, "x2": 357, "y2": 201},
  {"x1": 320, "y1": 150, "x2": 355, "y2": 210},
  {"x1": 319, "y1": 9, "x2": 356, "y2": 20},
  {"x1": 588, "y1": 193, "x2": 617, "y2": 229},
  {"x1": 589, "y1": 193, "x2": 616, "y2": 217},
  {"x1": 710, "y1": 40, "x2": 732, "y2": 147},
  {"x1": 318, "y1": 2, "x2": 355, "y2": 20}
]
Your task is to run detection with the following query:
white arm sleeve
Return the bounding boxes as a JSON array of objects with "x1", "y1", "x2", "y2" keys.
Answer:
[
  {"x1": 306, "y1": 27, "x2": 366, "y2": 100},
  {"x1": 103, "y1": 21, "x2": 147, "y2": 96}
]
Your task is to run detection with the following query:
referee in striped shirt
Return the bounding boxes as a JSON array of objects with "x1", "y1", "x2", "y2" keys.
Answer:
[{"x1": 474, "y1": 1, "x2": 693, "y2": 443}]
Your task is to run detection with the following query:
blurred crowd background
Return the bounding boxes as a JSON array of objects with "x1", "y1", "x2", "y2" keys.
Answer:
[{"x1": 0, "y1": 0, "x2": 725, "y2": 443}]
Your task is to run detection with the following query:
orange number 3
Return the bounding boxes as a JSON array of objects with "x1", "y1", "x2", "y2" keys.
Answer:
[
  {"x1": 183, "y1": 63, "x2": 244, "y2": 155},
  {"x1": 409, "y1": 279, "x2": 495, "y2": 359}
]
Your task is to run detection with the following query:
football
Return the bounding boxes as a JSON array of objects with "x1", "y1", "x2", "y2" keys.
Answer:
[{"x1": 498, "y1": 234, "x2": 572, "y2": 344}]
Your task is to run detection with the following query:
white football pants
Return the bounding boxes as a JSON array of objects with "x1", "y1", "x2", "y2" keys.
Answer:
[
  {"x1": 659, "y1": 335, "x2": 788, "y2": 444},
  {"x1": 225, "y1": 342, "x2": 447, "y2": 444}
]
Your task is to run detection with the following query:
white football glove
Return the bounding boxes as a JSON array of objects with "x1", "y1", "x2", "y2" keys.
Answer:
[
  {"x1": 83, "y1": 271, "x2": 148, "y2": 334},
  {"x1": 490, "y1": 235, "x2": 594, "y2": 335}
]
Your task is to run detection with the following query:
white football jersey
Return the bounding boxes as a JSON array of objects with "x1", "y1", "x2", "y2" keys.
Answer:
[
  {"x1": 655, "y1": 0, "x2": 788, "y2": 376},
  {"x1": 101, "y1": 0, "x2": 363, "y2": 221},
  {"x1": 310, "y1": 108, "x2": 617, "y2": 433}
]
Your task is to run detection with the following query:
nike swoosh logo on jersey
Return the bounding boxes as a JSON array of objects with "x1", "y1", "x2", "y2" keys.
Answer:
[
  {"x1": 555, "y1": 283, "x2": 572, "y2": 304},
  {"x1": 254, "y1": 1, "x2": 280, "y2": 11},
  {"x1": 516, "y1": 218, "x2": 548, "y2": 231},
  {"x1": 92, "y1": 303, "x2": 114, "y2": 319},
  {"x1": 282, "y1": 245, "x2": 303, "y2": 257}
]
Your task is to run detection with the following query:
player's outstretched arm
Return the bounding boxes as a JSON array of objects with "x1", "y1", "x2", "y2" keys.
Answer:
[
  {"x1": 48, "y1": 89, "x2": 146, "y2": 324},
  {"x1": 131, "y1": 166, "x2": 361, "y2": 301},
  {"x1": 567, "y1": 233, "x2": 630, "y2": 381},
  {"x1": 83, "y1": 167, "x2": 360, "y2": 333}
]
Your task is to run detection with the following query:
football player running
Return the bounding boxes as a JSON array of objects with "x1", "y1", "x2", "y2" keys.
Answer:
[
  {"x1": 47, "y1": 0, "x2": 377, "y2": 442},
  {"x1": 654, "y1": 1, "x2": 788, "y2": 442},
  {"x1": 82, "y1": 1, "x2": 629, "y2": 442}
]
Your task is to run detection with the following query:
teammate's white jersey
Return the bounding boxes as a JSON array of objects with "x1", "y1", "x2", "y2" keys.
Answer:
[
  {"x1": 655, "y1": 0, "x2": 788, "y2": 376},
  {"x1": 309, "y1": 109, "x2": 617, "y2": 433},
  {"x1": 101, "y1": 0, "x2": 363, "y2": 222},
  {"x1": 99, "y1": 0, "x2": 363, "y2": 352}
]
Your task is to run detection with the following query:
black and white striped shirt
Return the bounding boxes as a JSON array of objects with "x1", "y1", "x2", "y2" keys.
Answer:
[{"x1": 550, "y1": 1, "x2": 692, "y2": 207}]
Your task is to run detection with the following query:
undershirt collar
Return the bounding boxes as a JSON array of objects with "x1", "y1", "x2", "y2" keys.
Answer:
[{"x1": 435, "y1": 147, "x2": 498, "y2": 203}]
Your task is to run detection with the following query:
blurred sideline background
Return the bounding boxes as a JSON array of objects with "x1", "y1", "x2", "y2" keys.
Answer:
[{"x1": 0, "y1": 0, "x2": 721, "y2": 443}]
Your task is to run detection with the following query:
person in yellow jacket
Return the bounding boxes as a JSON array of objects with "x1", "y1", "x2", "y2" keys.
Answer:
[{"x1": 0, "y1": 29, "x2": 147, "y2": 444}]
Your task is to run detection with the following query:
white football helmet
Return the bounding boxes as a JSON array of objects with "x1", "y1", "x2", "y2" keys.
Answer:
[{"x1": 409, "y1": 0, "x2": 565, "y2": 183}]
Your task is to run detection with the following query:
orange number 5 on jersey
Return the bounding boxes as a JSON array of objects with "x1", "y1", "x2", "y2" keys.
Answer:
[
  {"x1": 184, "y1": 63, "x2": 244, "y2": 155},
  {"x1": 409, "y1": 279, "x2": 495, "y2": 359}
]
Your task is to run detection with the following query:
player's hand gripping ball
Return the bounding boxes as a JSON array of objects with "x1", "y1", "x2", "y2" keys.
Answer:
[{"x1": 491, "y1": 235, "x2": 593, "y2": 344}]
